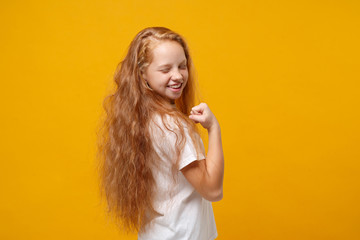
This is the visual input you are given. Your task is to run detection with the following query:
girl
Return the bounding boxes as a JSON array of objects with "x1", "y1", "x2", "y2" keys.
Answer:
[{"x1": 98, "y1": 27, "x2": 224, "y2": 240}]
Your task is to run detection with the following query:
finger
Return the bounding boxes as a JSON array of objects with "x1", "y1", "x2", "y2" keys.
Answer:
[
  {"x1": 191, "y1": 109, "x2": 201, "y2": 115},
  {"x1": 191, "y1": 104, "x2": 204, "y2": 112},
  {"x1": 189, "y1": 114, "x2": 205, "y2": 123}
]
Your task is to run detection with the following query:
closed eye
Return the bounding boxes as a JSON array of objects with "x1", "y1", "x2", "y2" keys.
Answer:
[{"x1": 160, "y1": 69, "x2": 170, "y2": 73}]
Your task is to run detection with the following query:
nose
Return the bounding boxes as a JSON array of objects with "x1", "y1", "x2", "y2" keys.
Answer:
[{"x1": 171, "y1": 69, "x2": 183, "y2": 82}]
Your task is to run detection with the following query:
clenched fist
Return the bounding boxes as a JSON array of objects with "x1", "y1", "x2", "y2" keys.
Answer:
[{"x1": 189, "y1": 103, "x2": 219, "y2": 130}]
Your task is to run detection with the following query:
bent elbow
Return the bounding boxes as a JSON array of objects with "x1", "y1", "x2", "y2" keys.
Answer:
[
  {"x1": 204, "y1": 188, "x2": 223, "y2": 202},
  {"x1": 216, "y1": 191, "x2": 223, "y2": 201},
  {"x1": 212, "y1": 189, "x2": 223, "y2": 202}
]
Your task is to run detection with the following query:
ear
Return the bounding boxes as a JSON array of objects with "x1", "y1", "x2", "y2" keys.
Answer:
[{"x1": 141, "y1": 70, "x2": 147, "y2": 81}]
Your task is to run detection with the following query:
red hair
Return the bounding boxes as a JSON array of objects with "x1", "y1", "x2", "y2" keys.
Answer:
[{"x1": 97, "y1": 27, "x2": 201, "y2": 232}]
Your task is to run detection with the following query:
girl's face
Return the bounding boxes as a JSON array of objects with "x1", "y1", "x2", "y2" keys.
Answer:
[{"x1": 143, "y1": 41, "x2": 188, "y2": 103}]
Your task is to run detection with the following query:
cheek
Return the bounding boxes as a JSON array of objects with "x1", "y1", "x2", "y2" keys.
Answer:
[
  {"x1": 181, "y1": 69, "x2": 189, "y2": 78},
  {"x1": 184, "y1": 71, "x2": 189, "y2": 81},
  {"x1": 146, "y1": 72, "x2": 161, "y2": 85}
]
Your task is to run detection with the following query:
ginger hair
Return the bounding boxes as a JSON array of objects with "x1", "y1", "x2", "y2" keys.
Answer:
[{"x1": 97, "y1": 27, "x2": 202, "y2": 233}]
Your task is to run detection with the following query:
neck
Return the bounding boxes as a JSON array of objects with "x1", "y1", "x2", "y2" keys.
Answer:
[{"x1": 169, "y1": 99, "x2": 176, "y2": 107}]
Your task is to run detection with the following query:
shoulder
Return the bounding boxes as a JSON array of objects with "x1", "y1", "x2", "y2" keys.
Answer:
[
  {"x1": 149, "y1": 114, "x2": 178, "y2": 146},
  {"x1": 149, "y1": 113, "x2": 196, "y2": 150},
  {"x1": 150, "y1": 113, "x2": 189, "y2": 135}
]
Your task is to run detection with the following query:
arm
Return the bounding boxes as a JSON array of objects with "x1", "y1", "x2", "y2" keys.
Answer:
[{"x1": 181, "y1": 103, "x2": 224, "y2": 202}]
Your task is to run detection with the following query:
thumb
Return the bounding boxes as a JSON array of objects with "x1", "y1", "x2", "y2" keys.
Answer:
[
  {"x1": 189, "y1": 114, "x2": 204, "y2": 123},
  {"x1": 191, "y1": 104, "x2": 204, "y2": 113}
]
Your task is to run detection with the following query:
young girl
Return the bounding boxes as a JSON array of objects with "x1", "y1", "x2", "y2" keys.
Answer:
[{"x1": 98, "y1": 27, "x2": 224, "y2": 240}]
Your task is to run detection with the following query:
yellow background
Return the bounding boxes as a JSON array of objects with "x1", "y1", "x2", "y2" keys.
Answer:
[{"x1": 1, "y1": 0, "x2": 359, "y2": 239}]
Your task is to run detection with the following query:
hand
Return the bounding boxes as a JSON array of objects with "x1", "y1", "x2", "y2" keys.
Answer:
[{"x1": 189, "y1": 103, "x2": 219, "y2": 130}]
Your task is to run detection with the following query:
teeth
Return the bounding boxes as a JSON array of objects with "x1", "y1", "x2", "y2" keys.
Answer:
[{"x1": 168, "y1": 84, "x2": 181, "y2": 89}]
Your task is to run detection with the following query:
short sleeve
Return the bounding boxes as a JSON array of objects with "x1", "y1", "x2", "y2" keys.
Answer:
[
  {"x1": 178, "y1": 127, "x2": 205, "y2": 170},
  {"x1": 150, "y1": 115, "x2": 205, "y2": 170}
]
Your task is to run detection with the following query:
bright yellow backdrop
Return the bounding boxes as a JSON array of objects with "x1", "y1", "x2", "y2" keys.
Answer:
[{"x1": 1, "y1": 0, "x2": 359, "y2": 239}]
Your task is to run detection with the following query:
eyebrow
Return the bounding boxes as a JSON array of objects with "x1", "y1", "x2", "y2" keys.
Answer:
[
  {"x1": 157, "y1": 60, "x2": 187, "y2": 69},
  {"x1": 158, "y1": 64, "x2": 172, "y2": 69}
]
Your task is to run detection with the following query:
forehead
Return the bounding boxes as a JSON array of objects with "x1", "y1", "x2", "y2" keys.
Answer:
[{"x1": 149, "y1": 41, "x2": 186, "y2": 65}]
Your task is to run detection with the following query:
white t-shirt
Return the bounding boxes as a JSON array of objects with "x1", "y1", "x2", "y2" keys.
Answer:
[{"x1": 138, "y1": 115, "x2": 217, "y2": 240}]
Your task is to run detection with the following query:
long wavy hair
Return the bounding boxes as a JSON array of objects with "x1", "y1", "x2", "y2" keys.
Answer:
[{"x1": 97, "y1": 27, "x2": 202, "y2": 233}]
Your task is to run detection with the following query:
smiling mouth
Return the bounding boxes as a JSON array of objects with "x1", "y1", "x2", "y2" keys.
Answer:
[{"x1": 168, "y1": 83, "x2": 182, "y2": 89}]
